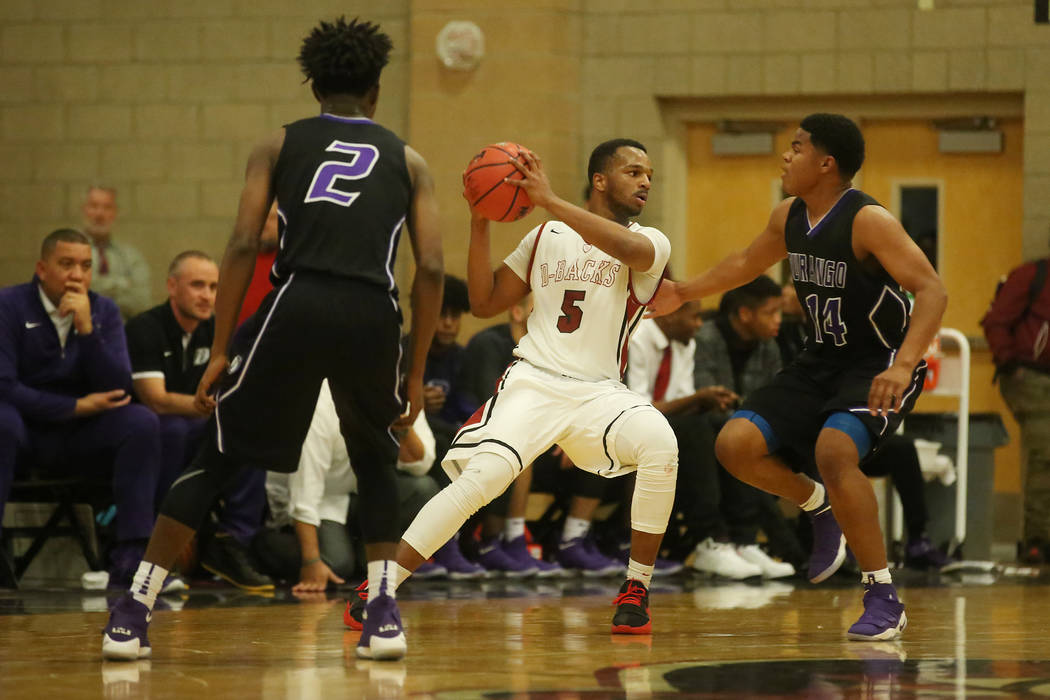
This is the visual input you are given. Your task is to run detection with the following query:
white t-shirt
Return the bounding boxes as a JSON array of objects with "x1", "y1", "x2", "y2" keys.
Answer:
[{"x1": 503, "y1": 219, "x2": 670, "y2": 382}]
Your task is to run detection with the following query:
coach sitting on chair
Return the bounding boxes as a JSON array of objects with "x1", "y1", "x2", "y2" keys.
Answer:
[
  {"x1": 0, "y1": 229, "x2": 162, "y2": 584},
  {"x1": 125, "y1": 251, "x2": 272, "y2": 591}
]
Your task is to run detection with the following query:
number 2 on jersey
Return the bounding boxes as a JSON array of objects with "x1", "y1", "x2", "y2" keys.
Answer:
[
  {"x1": 304, "y1": 141, "x2": 380, "y2": 207},
  {"x1": 804, "y1": 294, "x2": 847, "y2": 346},
  {"x1": 557, "y1": 290, "x2": 586, "y2": 333}
]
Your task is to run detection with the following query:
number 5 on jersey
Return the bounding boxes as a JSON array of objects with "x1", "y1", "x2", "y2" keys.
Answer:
[
  {"x1": 305, "y1": 141, "x2": 380, "y2": 207},
  {"x1": 558, "y1": 290, "x2": 586, "y2": 333}
]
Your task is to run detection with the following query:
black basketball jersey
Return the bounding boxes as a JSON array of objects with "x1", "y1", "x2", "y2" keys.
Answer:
[
  {"x1": 271, "y1": 114, "x2": 412, "y2": 290},
  {"x1": 784, "y1": 189, "x2": 910, "y2": 365}
]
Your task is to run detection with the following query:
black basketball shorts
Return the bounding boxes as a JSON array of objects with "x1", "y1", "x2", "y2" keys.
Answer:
[
  {"x1": 213, "y1": 271, "x2": 404, "y2": 473},
  {"x1": 739, "y1": 352, "x2": 926, "y2": 470}
]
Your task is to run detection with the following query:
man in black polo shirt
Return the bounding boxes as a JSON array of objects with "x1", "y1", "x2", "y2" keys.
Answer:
[{"x1": 125, "y1": 251, "x2": 271, "y2": 591}]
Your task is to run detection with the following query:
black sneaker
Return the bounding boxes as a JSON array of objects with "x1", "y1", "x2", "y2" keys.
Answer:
[
  {"x1": 611, "y1": 579, "x2": 651, "y2": 635},
  {"x1": 200, "y1": 534, "x2": 275, "y2": 592},
  {"x1": 344, "y1": 580, "x2": 367, "y2": 631}
]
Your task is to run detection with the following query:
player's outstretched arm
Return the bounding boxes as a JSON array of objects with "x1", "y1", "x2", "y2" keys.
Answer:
[
  {"x1": 195, "y1": 129, "x2": 283, "y2": 413},
  {"x1": 505, "y1": 149, "x2": 656, "y2": 272},
  {"x1": 465, "y1": 208, "x2": 529, "y2": 318},
  {"x1": 648, "y1": 200, "x2": 791, "y2": 318},
  {"x1": 400, "y1": 146, "x2": 445, "y2": 430},
  {"x1": 854, "y1": 205, "x2": 948, "y2": 415}
]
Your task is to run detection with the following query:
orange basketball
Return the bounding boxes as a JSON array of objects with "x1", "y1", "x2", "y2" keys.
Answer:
[{"x1": 462, "y1": 142, "x2": 534, "y2": 222}]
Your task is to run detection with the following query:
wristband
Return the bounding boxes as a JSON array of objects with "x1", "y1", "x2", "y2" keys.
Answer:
[{"x1": 302, "y1": 557, "x2": 321, "y2": 566}]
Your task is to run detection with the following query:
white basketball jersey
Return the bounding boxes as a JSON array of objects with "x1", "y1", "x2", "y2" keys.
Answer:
[{"x1": 503, "y1": 219, "x2": 671, "y2": 382}]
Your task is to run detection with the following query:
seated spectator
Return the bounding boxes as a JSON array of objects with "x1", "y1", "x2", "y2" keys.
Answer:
[
  {"x1": 255, "y1": 380, "x2": 473, "y2": 587},
  {"x1": 421, "y1": 275, "x2": 475, "y2": 471},
  {"x1": 0, "y1": 229, "x2": 162, "y2": 585},
  {"x1": 125, "y1": 251, "x2": 271, "y2": 591},
  {"x1": 691, "y1": 276, "x2": 801, "y2": 578},
  {"x1": 80, "y1": 186, "x2": 151, "y2": 320},
  {"x1": 776, "y1": 280, "x2": 807, "y2": 366},
  {"x1": 629, "y1": 299, "x2": 775, "y2": 579}
]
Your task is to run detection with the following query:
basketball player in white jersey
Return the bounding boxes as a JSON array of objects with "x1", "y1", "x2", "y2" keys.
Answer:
[{"x1": 349, "y1": 139, "x2": 679, "y2": 646}]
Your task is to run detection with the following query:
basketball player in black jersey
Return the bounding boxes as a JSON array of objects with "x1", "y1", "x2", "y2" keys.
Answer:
[
  {"x1": 650, "y1": 114, "x2": 947, "y2": 640},
  {"x1": 102, "y1": 17, "x2": 443, "y2": 662}
]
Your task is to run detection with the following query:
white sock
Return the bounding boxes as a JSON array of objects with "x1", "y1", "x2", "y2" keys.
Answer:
[
  {"x1": 561, "y1": 516, "x2": 590, "y2": 543},
  {"x1": 862, "y1": 568, "x2": 893, "y2": 585},
  {"x1": 626, "y1": 559, "x2": 654, "y2": 588},
  {"x1": 800, "y1": 482, "x2": 826, "y2": 512},
  {"x1": 368, "y1": 560, "x2": 397, "y2": 600},
  {"x1": 129, "y1": 561, "x2": 168, "y2": 611},
  {"x1": 504, "y1": 517, "x2": 526, "y2": 541}
]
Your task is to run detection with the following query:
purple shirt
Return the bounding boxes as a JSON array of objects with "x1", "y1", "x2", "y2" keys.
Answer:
[{"x1": 0, "y1": 278, "x2": 131, "y2": 422}]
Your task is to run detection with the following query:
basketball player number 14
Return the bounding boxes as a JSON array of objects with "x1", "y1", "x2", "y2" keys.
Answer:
[
  {"x1": 804, "y1": 294, "x2": 847, "y2": 346},
  {"x1": 304, "y1": 141, "x2": 380, "y2": 208}
]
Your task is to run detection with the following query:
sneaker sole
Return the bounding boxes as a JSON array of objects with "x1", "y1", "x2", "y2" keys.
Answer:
[
  {"x1": 611, "y1": 622, "x2": 652, "y2": 635},
  {"x1": 847, "y1": 611, "x2": 907, "y2": 641},
  {"x1": 447, "y1": 570, "x2": 485, "y2": 580},
  {"x1": 200, "y1": 562, "x2": 276, "y2": 592},
  {"x1": 809, "y1": 534, "x2": 847, "y2": 583},
  {"x1": 356, "y1": 633, "x2": 406, "y2": 660},
  {"x1": 102, "y1": 634, "x2": 151, "y2": 661}
]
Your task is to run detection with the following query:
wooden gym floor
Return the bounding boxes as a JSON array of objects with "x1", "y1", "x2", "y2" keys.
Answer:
[{"x1": 2, "y1": 570, "x2": 1050, "y2": 699}]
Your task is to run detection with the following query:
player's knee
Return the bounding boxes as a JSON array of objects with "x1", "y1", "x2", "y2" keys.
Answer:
[
  {"x1": 815, "y1": 413, "x2": 870, "y2": 482},
  {"x1": 715, "y1": 417, "x2": 767, "y2": 475},
  {"x1": 616, "y1": 409, "x2": 677, "y2": 469},
  {"x1": 447, "y1": 452, "x2": 517, "y2": 517}
]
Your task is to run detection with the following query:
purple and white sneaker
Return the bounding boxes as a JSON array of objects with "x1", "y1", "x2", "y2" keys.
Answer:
[
  {"x1": 615, "y1": 541, "x2": 684, "y2": 577},
  {"x1": 477, "y1": 537, "x2": 538, "y2": 578},
  {"x1": 102, "y1": 593, "x2": 152, "y2": 661},
  {"x1": 808, "y1": 494, "x2": 847, "y2": 583},
  {"x1": 847, "y1": 581, "x2": 907, "y2": 641},
  {"x1": 356, "y1": 592, "x2": 407, "y2": 660},
  {"x1": 431, "y1": 535, "x2": 487, "y2": 580},
  {"x1": 413, "y1": 559, "x2": 448, "y2": 580},
  {"x1": 503, "y1": 535, "x2": 566, "y2": 578},
  {"x1": 557, "y1": 537, "x2": 623, "y2": 577}
]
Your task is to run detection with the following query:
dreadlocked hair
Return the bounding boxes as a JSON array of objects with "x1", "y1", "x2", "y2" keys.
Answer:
[{"x1": 298, "y1": 17, "x2": 392, "y2": 98}]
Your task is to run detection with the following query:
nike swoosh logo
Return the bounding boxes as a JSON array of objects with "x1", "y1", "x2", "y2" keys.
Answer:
[
  {"x1": 145, "y1": 612, "x2": 152, "y2": 624},
  {"x1": 25, "y1": 321, "x2": 42, "y2": 329}
]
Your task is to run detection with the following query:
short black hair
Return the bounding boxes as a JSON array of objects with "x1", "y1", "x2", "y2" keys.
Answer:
[
  {"x1": 586, "y1": 138, "x2": 647, "y2": 192},
  {"x1": 442, "y1": 275, "x2": 470, "y2": 315},
  {"x1": 800, "y1": 113, "x2": 865, "y2": 180},
  {"x1": 719, "y1": 275, "x2": 782, "y2": 317},
  {"x1": 298, "y1": 17, "x2": 392, "y2": 98},
  {"x1": 41, "y1": 228, "x2": 90, "y2": 259}
]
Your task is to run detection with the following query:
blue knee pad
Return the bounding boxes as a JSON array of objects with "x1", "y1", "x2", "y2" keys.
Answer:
[
  {"x1": 730, "y1": 410, "x2": 780, "y2": 453},
  {"x1": 823, "y1": 412, "x2": 873, "y2": 458}
]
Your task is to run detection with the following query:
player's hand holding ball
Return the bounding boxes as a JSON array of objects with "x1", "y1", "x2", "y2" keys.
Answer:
[{"x1": 462, "y1": 143, "x2": 536, "y2": 222}]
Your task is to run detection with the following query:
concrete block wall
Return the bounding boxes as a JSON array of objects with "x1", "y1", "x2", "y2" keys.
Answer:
[
  {"x1": 578, "y1": 0, "x2": 1050, "y2": 259},
  {"x1": 0, "y1": 1, "x2": 410, "y2": 300}
]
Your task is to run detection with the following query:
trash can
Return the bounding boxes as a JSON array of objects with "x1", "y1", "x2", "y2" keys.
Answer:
[{"x1": 903, "y1": 412, "x2": 1009, "y2": 560}]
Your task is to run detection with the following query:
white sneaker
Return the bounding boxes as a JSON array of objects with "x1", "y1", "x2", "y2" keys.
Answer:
[
  {"x1": 690, "y1": 538, "x2": 762, "y2": 579},
  {"x1": 736, "y1": 544, "x2": 796, "y2": 579}
]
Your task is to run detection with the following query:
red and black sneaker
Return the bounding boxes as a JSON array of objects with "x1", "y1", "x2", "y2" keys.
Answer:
[
  {"x1": 611, "y1": 579, "x2": 651, "y2": 635},
  {"x1": 343, "y1": 580, "x2": 368, "y2": 631}
]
